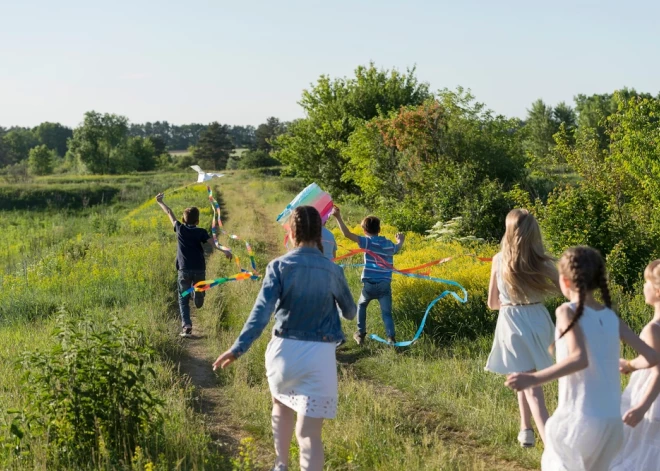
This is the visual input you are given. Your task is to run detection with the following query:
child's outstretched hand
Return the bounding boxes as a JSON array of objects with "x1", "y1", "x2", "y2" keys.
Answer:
[
  {"x1": 395, "y1": 232, "x2": 405, "y2": 244},
  {"x1": 619, "y1": 358, "x2": 635, "y2": 375},
  {"x1": 505, "y1": 372, "x2": 537, "y2": 391},
  {"x1": 156, "y1": 192, "x2": 164, "y2": 203},
  {"x1": 623, "y1": 406, "x2": 646, "y2": 427},
  {"x1": 331, "y1": 205, "x2": 341, "y2": 218},
  {"x1": 222, "y1": 249, "x2": 233, "y2": 260},
  {"x1": 213, "y1": 350, "x2": 237, "y2": 370}
]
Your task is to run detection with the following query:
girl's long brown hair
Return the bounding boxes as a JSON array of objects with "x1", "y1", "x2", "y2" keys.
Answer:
[
  {"x1": 501, "y1": 209, "x2": 558, "y2": 302},
  {"x1": 290, "y1": 206, "x2": 323, "y2": 253},
  {"x1": 557, "y1": 246, "x2": 613, "y2": 339}
]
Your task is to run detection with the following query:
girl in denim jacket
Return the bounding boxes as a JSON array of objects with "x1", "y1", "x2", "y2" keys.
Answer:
[{"x1": 214, "y1": 206, "x2": 357, "y2": 471}]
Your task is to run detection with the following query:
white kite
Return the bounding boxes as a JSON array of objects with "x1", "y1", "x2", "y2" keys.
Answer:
[{"x1": 190, "y1": 165, "x2": 225, "y2": 183}]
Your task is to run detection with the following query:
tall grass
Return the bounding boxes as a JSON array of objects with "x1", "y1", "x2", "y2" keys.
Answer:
[{"x1": 0, "y1": 177, "x2": 228, "y2": 469}]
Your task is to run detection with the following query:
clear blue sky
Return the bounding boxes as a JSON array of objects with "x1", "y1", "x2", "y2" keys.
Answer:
[{"x1": 1, "y1": 0, "x2": 659, "y2": 128}]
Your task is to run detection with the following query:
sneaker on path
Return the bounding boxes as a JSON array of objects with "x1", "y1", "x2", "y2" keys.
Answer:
[
  {"x1": 517, "y1": 429, "x2": 535, "y2": 448},
  {"x1": 180, "y1": 326, "x2": 193, "y2": 338}
]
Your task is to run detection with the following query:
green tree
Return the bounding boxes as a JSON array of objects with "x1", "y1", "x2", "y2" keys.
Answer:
[
  {"x1": 192, "y1": 122, "x2": 234, "y2": 169},
  {"x1": 68, "y1": 111, "x2": 130, "y2": 174},
  {"x1": 523, "y1": 99, "x2": 556, "y2": 163},
  {"x1": 552, "y1": 101, "x2": 577, "y2": 136},
  {"x1": 342, "y1": 89, "x2": 527, "y2": 237},
  {"x1": 33, "y1": 122, "x2": 73, "y2": 156},
  {"x1": 1, "y1": 128, "x2": 39, "y2": 164},
  {"x1": 127, "y1": 137, "x2": 157, "y2": 171},
  {"x1": 238, "y1": 149, "x2": 280, "y2": 169},
  {"x1": 27, "y1": 144, "x2": 56, "y2": 175},
  {"x1": 274, "y1": 63, "x2": 431, "y2": 194},
  {"x1": 147, "y1": 135, "x2": 167, "y2": 156},
  {"x1": 255, "y1": 117, "x2": 286, "y2": 152}
]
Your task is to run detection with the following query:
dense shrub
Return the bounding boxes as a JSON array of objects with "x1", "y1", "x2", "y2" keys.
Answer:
[{"x1": 7, "y1": 315, "x2": 163, "y2": 468}]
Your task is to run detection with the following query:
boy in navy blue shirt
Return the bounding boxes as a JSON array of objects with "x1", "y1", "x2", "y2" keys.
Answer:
[
  {"x1": 156, "y1": 192, "x2": 231, "y2": 337},
  {"x1": 333, "y1": 206, "x2": 404, "y2": 345}
]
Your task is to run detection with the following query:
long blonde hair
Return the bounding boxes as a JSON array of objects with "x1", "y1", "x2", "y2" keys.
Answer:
[
  {"x1": 645, "y1": 260, "x2": 660, "y2": 292},
  {"x1": 501, "y1": 209, "x2": 558, "y2": 302}
]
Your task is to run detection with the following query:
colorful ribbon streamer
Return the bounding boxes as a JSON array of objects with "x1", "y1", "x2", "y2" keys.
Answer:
[{"x1": 334, "y1": 249, "x2": 492, "y2": 347}]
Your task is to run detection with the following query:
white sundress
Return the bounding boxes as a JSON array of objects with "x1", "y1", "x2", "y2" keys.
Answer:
[
  {"x1": 611, "y1": 321, "x2": 660, "y2": 471},
  {"x1": 265, "y1": 336, "x2": 338, "y2": 419},
  {"x1": 542, "y1": 304, "x2": 623, "y2": 471},
  {"x1": 485, "y1": 253, "x2": 555, "y2": 374}
]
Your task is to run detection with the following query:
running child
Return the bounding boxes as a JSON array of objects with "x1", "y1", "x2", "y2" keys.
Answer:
[
  {"x1": 332, "y1": 206, "x2": 404, "y2": 345},
  {"x1": 485, "y1": 209, "x2": 559, "y2": 448},
  {"x1": 156, "y1": 192, "x2": 231, "y2": 337},
  {"x1": 213, "y1": 206, "x2": 357, "y2": 471},
  {"x1": 506, "y1": 246, "x2": 660, "y2": 470},
  {"x1": 611, "y1": 260, "x2": 660, "y2": 470}
]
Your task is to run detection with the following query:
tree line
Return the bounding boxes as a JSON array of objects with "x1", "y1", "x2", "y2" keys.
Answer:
[{"x1": 0, "y1": 116, "x2": 287, "y2": 178}]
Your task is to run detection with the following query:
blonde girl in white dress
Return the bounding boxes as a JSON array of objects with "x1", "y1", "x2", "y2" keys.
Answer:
[
  {"x1": 506, "y1": 246, "x2": 660, "y2": 471},
  {"x1": 485, "y1": 209, "x2": 559, "y2": 448},
  {"x1": 611, "y1": 260, "x2": 660, "y2": 471}
]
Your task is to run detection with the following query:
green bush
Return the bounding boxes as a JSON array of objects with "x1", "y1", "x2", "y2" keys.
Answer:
[{"x1": 7, "y1": 315, "x2": 163, "y2": 468}]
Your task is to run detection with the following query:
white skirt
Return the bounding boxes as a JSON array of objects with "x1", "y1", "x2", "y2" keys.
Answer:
[
  {"x1": 485, "y1": 304, "x2": 554, "y2": 374},
  {"x1": 610, "y1": 369, "x2": 660, "y2": 470},
  {"x1": 265, "y1": 336, "x2": 338, "y2": 419},
  {"x1": 542, "y1": 411, "x2": 623, "y2": 470}
]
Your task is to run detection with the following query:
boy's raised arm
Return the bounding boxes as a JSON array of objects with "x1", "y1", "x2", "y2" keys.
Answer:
[
  {"x1": 394, "y1": 232, "x2": 405, "y2": 254},
  {"x1": 332, "y1": 205, "x2": 360, "y2": 243},
  {"x1": 156, "y1": 193, "x2": 178, "y2": 227}
]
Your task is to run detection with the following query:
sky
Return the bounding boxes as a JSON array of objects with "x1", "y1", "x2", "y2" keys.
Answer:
[{"x1": 1, "y1": 0, "x2": 659, "y2": 128}]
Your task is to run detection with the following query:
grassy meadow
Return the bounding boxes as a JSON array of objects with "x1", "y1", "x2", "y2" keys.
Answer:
[{"x1": 0, "y1": 170, "x2": 653, "y2": 470}]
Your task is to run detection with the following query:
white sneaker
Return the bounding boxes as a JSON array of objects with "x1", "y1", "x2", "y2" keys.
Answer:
[{"x1": 517, "y1": 429, "x2": 535, "y2": 448}]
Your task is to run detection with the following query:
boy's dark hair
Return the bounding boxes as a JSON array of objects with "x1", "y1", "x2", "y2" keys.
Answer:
[
  {"x1": 361, "y1": 216, "x2": 381, "y2": 235},
  {"x1": 290, "y1": 206, "x2": 323, "y2": 252},
  {"x1": 183, "y1": 207, "x2": 200, "y2": 225}
]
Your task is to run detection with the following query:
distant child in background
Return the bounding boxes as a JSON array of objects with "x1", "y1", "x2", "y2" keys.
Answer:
[
  {"x1": 156, "y1": 192, "x2": 231, "y2": 337},
  {"x1": 332, "y1": 206, "x2": 404, "y2": 345},
  {"x1": 611, "y1": 260, "x2": 660, "y2": 470},
  {"x1": 321, "y1": 220, "x2": 337, "y2": 261},
  {"x1": 485, "y1": 209, "x2": 559, "y2": 448},
  {"x1": 506, "y1": 246, "x2": 660, "y2": 470}
]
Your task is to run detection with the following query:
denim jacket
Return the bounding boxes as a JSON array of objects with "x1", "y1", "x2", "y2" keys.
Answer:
[{"x1": 230, "y1": 247, "x2": 357, "y2": 357}]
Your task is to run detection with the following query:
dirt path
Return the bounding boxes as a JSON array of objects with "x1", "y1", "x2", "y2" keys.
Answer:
[{"x1": 174, "y1": 183, "x2": 281, "y2": 467}]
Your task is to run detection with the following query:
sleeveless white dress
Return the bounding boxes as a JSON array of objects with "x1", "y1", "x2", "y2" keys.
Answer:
[
  {"x1": 485, "y1": 253, "x2": 555, "y2": 374},
  {"x1": 610, "y1": 322, "x2": 660, "y2": 471},
  {"x1": 542, "y1": 303, "x2": 623, "y2": 471}
]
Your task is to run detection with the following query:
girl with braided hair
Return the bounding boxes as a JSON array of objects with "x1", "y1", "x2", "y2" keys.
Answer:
[
  {"x1": 213, "y1": 206, "x2": 357, "y2": 471},
  {"x1": 506, "y1": 246, "x2": 660, "y2": 470},
  {"x1": 485, "y1": 209, "x2": 560, "y2": 448},
  {"x1": 611, "y1": 260, "x2": 660, "y2": 470}
]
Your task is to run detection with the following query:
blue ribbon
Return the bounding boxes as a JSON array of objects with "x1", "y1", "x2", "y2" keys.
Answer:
[{"x1": 338, "y1": 262, "x2": 468, "y2": 347}]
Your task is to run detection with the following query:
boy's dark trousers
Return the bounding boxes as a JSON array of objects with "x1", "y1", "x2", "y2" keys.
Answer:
[{"x1": 178, "y1": 270, "x2": 206, "y2": 328}]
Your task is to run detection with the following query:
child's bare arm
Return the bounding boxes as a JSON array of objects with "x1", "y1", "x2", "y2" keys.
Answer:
[
  {"x1": 394, "y1": 232, "x2": 405, "y2": 253},
  {"x1": 620, "y1": 320, "x2": 660, "y2": 371},
  {"x1": 506, "y1": 304, "x2": 588, "y2": 390},
  {"x1": 487, "y1": 260, "x2": 500, "y2": 310},
  {"x1": 156, "y1": 193, "x2": 177, "y2": 227},
  {"x1": 623, "y1": 323, "x2": 660, "y2": 426},
  {"x1": 332, "y1": 206, "x2": 359, "y2": 243}
]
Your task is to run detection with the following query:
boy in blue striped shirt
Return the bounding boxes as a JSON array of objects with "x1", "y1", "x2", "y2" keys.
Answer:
[{"x1": 333, "y1": 206, "x2": 404, "y2": 345}]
